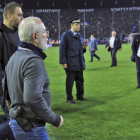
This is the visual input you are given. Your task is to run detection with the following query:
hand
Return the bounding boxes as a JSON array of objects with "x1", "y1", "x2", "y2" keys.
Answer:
[
  {"x1": 104, "y1": 47, "x2": 106, "y2": 50},
  {"x1": 83, "y1": 45, "x2": 87, "y2": 49},
  {"x1": 58, "y1": 116, "x2": 64, "y2": 128},
  {"x1": 62, "y1": 64, "x2": 67, "y2": 69},
  {"x1": 119, "y1": 48, "x2": 122, "y2": 51}
]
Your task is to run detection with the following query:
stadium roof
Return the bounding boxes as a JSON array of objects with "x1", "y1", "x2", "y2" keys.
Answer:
[{"x1": 0, "y1": 0, "x2": 140, "y2": 9}]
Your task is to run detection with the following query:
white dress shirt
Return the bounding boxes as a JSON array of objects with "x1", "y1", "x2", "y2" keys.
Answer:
[
  {"x1": 110, "y1": 36, "x2": 115, "y2": 48},
  {"x1": 137, "y1": 44, "x2": 140, "y2": 57}
]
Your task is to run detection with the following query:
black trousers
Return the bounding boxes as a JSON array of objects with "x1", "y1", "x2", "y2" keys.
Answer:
[
  {"x1": 65, "y1": 70, "x2": 84, "y2": 101},
  {"x1": 135, "y1": 56, "x2": 140, "y2": 86},
  {"x1": 90, "y1": 50, "x2": 100, "y2": 62},
  {"x1": 110, "y1": 48, "x2": 117, "y2": 66},
  {"x1": 0, "y1": 94, "x2": 15, "y2": 140}
]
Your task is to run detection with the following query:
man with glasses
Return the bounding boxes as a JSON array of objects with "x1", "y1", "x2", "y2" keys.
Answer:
[{"x1": 3, "y1": 17, "x2": 63, "y2": 140}]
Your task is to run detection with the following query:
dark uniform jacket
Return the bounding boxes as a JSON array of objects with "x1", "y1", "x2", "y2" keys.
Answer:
[{"x1": 59, "y1": 29, "x2": 86, "y2": 71}]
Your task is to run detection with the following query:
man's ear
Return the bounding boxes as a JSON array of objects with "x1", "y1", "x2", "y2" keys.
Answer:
[
  {"x1": 7, "y1": 13, "x2": 13, "y2": 20},
  {"x1": 32, "y1": 32, "x2": 38, "y2": 43}
]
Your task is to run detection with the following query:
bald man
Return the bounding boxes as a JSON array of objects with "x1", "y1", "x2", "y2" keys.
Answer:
[{"x1": 104, "y1": 31, "x2": 122, "y2": 67}]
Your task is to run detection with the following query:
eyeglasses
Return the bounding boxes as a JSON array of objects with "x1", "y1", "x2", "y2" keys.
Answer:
[{"x1": 36, "y1": 30, "x2": 49, "y2": 36}]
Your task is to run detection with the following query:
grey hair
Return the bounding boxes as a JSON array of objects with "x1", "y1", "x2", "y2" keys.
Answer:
[
  {"x1": 18, "y1": 17, "x2": 41, "y2": 43},
  {"x1": 112, "y1": 31, "x2": 116, "y2": 34}
]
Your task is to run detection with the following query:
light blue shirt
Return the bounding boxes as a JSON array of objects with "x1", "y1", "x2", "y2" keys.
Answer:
[
  {"x1": 89, "y1": 38, "x2": 94, "y2": 51},
  {"x1": 89, "y1": 38, "x2": 97, "y2": 51},
  {"x1": 71, "y1": 29, "x2": 77, "y2": 36}
]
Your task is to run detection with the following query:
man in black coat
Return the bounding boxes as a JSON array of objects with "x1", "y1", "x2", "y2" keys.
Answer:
[
  {"x1": 132, "y1": 34, "x2": 140, "y2": 88},
  {"x1": 0, "y1": 2, "x2": 23, "y2": 139},
  {"x1": 104, "y1": 31, "x2": 122, "y2": 67},
  {"x1": 59, "y1": 18, "x2": 87, "y2": 104}
]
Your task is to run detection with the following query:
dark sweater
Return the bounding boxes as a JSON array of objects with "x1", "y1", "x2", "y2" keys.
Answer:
[
  {"x1": 0, "y1": 23, "x2": 19, "y2": 95},
  {"x1": 3, "y1": 24, "x2": 20, "y2": 56}
]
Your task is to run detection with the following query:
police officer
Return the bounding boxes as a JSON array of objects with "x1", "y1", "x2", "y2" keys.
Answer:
[
  {"x1": 59, "y1": 18, "x2": 87, "y2": 104},
  {"x1": 132, "y1": 34, "x2": 140, "y2": 88}
]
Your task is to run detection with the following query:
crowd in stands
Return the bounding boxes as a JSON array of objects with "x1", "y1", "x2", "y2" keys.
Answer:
[
  {"x1": 0, "y1": 8, "x2": 140, "y2": 42},
  {"x1": 114, "y1": 10, "x2": 139, "y2": 35}
]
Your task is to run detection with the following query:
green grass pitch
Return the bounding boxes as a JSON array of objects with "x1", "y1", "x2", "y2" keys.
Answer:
[{"x1": 1, "y1": 44, "x2": 140, "y2": 140}]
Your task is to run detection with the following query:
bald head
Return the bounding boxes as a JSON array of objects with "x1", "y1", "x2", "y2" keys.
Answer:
[{"x1": 112, "y1": 31, "x2": 116, "y2": 37}]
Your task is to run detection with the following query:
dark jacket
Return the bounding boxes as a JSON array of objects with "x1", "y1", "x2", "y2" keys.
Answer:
[
  {"x1": 132, "y1": 35, "x2": 140, "y2": 56},
  {"x1": 0, "y1": 22, "x2": 17, "y2": 95},
  {"x1": 60, "y1": 32, "x2": 65, "y2": 42},
  {"x1": 105, "y1": 36, "x2": 122, "y2": 52},
  {"x1": 59, "y1": 29, "x2": 86, "y2": 71}
]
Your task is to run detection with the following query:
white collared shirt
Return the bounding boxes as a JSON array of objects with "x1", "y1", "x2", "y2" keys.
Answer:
[
  {"x1": 71, "y1": 29, "x2": 77, "y2": 36},
  {"x1": 110, "y1": 36, "x2": 115, "y2": 48},
  {"x1": 137, "y1": 44, "x2": 140, "y2": 57}
]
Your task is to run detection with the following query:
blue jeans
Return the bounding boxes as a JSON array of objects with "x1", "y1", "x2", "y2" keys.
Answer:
[{"x1": 10, "y1": 119, "x2": 50, "y2": 140}]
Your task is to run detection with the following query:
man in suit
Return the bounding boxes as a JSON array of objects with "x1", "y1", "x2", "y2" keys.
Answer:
[
  {"x1": 132, "y1": 34, "x2": 140, "y2": 88},
  {"x1": 89, "y1": 34, "x2": 100, "y2": 62},
  {"x1": 104, "y1": 31, "x2": 122, "y2": 67},
  {"x1": 59, "y1": 18, "x2": 87, "y2": 104}
]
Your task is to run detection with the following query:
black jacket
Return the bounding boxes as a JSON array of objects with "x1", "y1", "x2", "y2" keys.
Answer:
[
  {"x1": 59, "y1": 29, "x2": 86, "y2": 71},
  {"x1": 0, "y1": 22, "x2": 17, "y2": 95},
  {"x1": 105, "y1": 36, "x2": 122, "y2": 52},
  {"x1": 132, "y1": 35, "x2": 140, "y2": 56}
]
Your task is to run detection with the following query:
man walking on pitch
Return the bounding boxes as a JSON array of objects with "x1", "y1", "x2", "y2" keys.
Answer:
[
  {"x1": 104, "y1": 31, "x2": 122, "y2": 67},
  {"x1": 89, "y1": 34, "x2": 100, "y2": 62}
]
